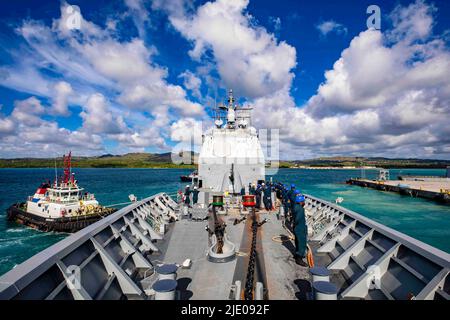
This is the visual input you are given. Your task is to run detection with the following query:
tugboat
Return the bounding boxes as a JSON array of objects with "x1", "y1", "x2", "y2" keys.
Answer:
[
  {"x1": 180, "y1": 170, "x2": 198, "y2": 182},
  {"x1": 6, "y1": 152, "x2": 116, "y2": 233}
]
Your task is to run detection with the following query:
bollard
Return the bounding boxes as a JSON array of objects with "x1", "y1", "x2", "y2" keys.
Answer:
[
  {"x1": 234, "y1": 281, "x2": 242, "y2": 300},
  {"x1": 312, "y1": 281, "x2": 338, "y2": 300},
  {"x1": 155, "y1": 264, "x2": 178, "y2": 280},
  {"x1": 255, "y1": 282, "x2": 264, "y2": 300},
  {"x1": 153, "y1": 279, "x2": 177, "y2": 300},
  {"x1": 309, "y1": 266, "x2": 330, "y2": 282}
]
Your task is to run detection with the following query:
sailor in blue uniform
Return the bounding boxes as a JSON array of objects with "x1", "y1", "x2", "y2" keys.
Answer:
[
  {"x1": 184, "y1": 185, "x2": 191, "y2": 206},
  {"x1": 289, "y1": 186, "x2": 298, "y2": 217},
  {"x1": 255, "y1": 184, "x2": 262, "y2": 209},
  {"x1": 281, "y1": 185, "x2": 289, "y2": 222},
  {"x1": 250, "y1": 183, "x2": 256, "y2": 195},
  {"x1": 263, "y1": 183, "x2": 272, "y2": 210},
  {"x1": 293, "y1": 194, "x2": 308, "y2": 267},
  {"x1": 286, "y1": 184, "x2": 295, "y2": 215},
  {"x1": 192, "y1": 186, "x2": 199, "y2": 205}
]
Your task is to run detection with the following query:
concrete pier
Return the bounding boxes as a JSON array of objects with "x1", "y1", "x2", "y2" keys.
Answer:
[{"x1": 346, "y1": 178, "x2": 450, "y2": 204}]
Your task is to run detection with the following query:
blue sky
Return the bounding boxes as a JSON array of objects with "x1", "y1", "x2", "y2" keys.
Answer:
[{"x1": 0, "y1": 0, "x2": 449, "y2": 159}]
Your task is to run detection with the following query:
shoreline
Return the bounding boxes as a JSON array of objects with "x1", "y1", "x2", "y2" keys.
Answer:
[{"x1": 0, "y1": 166, "x2": 447, "y2": 170}]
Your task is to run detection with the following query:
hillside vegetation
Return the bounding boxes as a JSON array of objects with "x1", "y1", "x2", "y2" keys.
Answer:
[
  {"x1": 0, "y1": 154, "x2": 448, "y2": 169},
  {"x1": 0, "y1": 153, "x2": 196, "y2": 168}
]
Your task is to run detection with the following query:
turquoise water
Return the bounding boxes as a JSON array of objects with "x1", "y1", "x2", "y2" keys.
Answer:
[{"x1": 1, "y1": 168, "x2": 449, "y2": 276}]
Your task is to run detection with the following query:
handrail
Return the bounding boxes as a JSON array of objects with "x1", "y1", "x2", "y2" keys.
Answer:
[
  {"x1": 0, "y1": 192, "x2": 171, "y2": 298},
  {"x1": 305, "y1": 194, "x2": 450, "y2": 267}
]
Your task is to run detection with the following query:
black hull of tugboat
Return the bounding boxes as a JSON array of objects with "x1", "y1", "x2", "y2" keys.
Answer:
[{"x1": 6, "y1": 203, "x2": 116, "y2": 233}]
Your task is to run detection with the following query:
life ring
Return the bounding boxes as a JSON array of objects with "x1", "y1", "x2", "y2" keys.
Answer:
[{"x1": 306, "y1": 244, "x2": 315, "y2": 268}]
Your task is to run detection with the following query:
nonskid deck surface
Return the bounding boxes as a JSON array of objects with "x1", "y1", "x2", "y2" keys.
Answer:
[
  {"x1": 257, "y1": 211, "x2": 311, "y2": 299},
  {"x1": 161, "y1": 208, "x2": 315, "y2": 300},
  {"x1": 156, "y1": 214, "x2": 245, "y2": 299},
  {"x1": 159, "y1": 207, "x2": 307, "y2": 300},
  {"x1": 0, "y1": 193, "x2": 449, "y2": 300}
]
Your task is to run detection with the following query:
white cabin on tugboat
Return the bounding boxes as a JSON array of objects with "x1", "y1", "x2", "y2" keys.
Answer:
[
  {"x1": 26, "y1": 152, "x2": 100, "y2": 219},
  {"x1": 26, "y1": 181, "x2": 99, "y2": 219}
]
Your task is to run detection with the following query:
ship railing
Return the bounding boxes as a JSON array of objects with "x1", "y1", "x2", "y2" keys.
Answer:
[
  {"x1": 80, "y1": 194, "x2": 95, "y2": 201},
  {"x1": 0, "y1": 192, "x2": 172, "y2": 300},
  {"x1": 304, "y1": 194, "x2": 450, "y2": 300},
  {"x1": 165, "y1": 191, "x2": 178, "y2": 198}
]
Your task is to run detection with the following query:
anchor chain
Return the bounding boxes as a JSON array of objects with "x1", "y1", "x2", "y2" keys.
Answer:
[{"x1": 244, "y1": 209, "x2": 259, "y2": 300}]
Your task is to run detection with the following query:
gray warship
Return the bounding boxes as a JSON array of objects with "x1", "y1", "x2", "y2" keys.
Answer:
[{"x1": 0, "y1": 90, "x2": 449, "y2": 300}]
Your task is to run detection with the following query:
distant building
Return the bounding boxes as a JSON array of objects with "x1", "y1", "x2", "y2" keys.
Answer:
[{"x1": 378, "y1": 168, "x2": 390, "y2": 181}]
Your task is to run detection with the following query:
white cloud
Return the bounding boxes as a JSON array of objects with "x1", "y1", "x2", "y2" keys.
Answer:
[
  {"x1": 316, "y1": 20, "x2": 347, "y2": 36},
  {"x1": 269, "y1": 16, "x2": 281, "y2": 33},
  {"x1": 115, "y1": 126, "x2": 166, "y2": 149},
  {"x1": 79, "y1": 39, "x2": 163, "y2": 84},
  {"x1": 167, "y1": 0, "x2": 297, "y2": 98},
  {"x1": 0, "y1": 117, "x2": 15, "y2": 136},
  {"x1": 80, "y1": 93, "x2": 128, "y2": 134},
  {"x1": 170, "y1": 117, "x2": 202, "y2": 142},
  {"x1": 0, "y1": 96, "x2": 105, "y2": 157},
  {"x1": 151, "y1": 0, "x2": 191, "y2": 18},
  {"x1": 387, "y1": 0, "x2": 435, "y2": 43},
  {"x1": 11, "y1": 97, "x2": 45, "y2": 127},
  {"x1": 124, "y1": 0, "x2": 150, "y2": 38},
  {"x1": 0, "y1": 1, "x2": 206, "y2": 156},
  {"x1": 16, "y1": 20, "x2": 114, "y2": 88},
  {"x1": 1, "y1": 0, "x2": 449, "y2": 159},
  {"x1": 179, "y1": 70, "x2": 202, "y2": 99},
  {"x1": 249, "y1": 0, "x2": 450, "y2": 159},
  {"x1": 52, "y1": 81, "x2": 73, "y2": 116},
  {"x1": 52, "y1": 1, "x2": 107, "y2": 39},
  {"x1": 117, "y1": 82, "x2": 204, "y2": 116}
]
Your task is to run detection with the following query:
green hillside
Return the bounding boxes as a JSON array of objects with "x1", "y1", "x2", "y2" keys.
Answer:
[
  {"x1": 0, "y1": 152, "x2": 196, "y2": 169},
  {"x1": 0, "y1": 153, "x2": 448, "y2": 169}
]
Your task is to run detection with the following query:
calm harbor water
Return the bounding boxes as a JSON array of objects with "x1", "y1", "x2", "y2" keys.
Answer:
[{"x1": 0, "y1": 168, "x2": 449, "y2": 276}]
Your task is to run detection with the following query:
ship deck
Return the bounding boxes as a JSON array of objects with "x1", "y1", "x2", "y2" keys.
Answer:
[
  {"x1": 154, "y1": 208, "x2": 315, "y2": 300},
  {"x1": 154, "y1": 213, "x2": 245, "y2": 299},
  {"x1": 1, "y1": 193, "x2": 448, "y2": 300}
]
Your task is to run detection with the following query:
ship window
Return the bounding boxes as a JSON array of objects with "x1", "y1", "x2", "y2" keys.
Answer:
[{"x1": 68, "y1": 209, "x2": 72, "y2": 213}]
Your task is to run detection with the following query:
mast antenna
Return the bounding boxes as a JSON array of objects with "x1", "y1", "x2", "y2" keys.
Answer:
[
  {"x1": 54, "y1": 157, "x2": 58, "y2": 186},
  {"x1": 214, "y1": 87, "x2": 217, "y2": 110}
]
